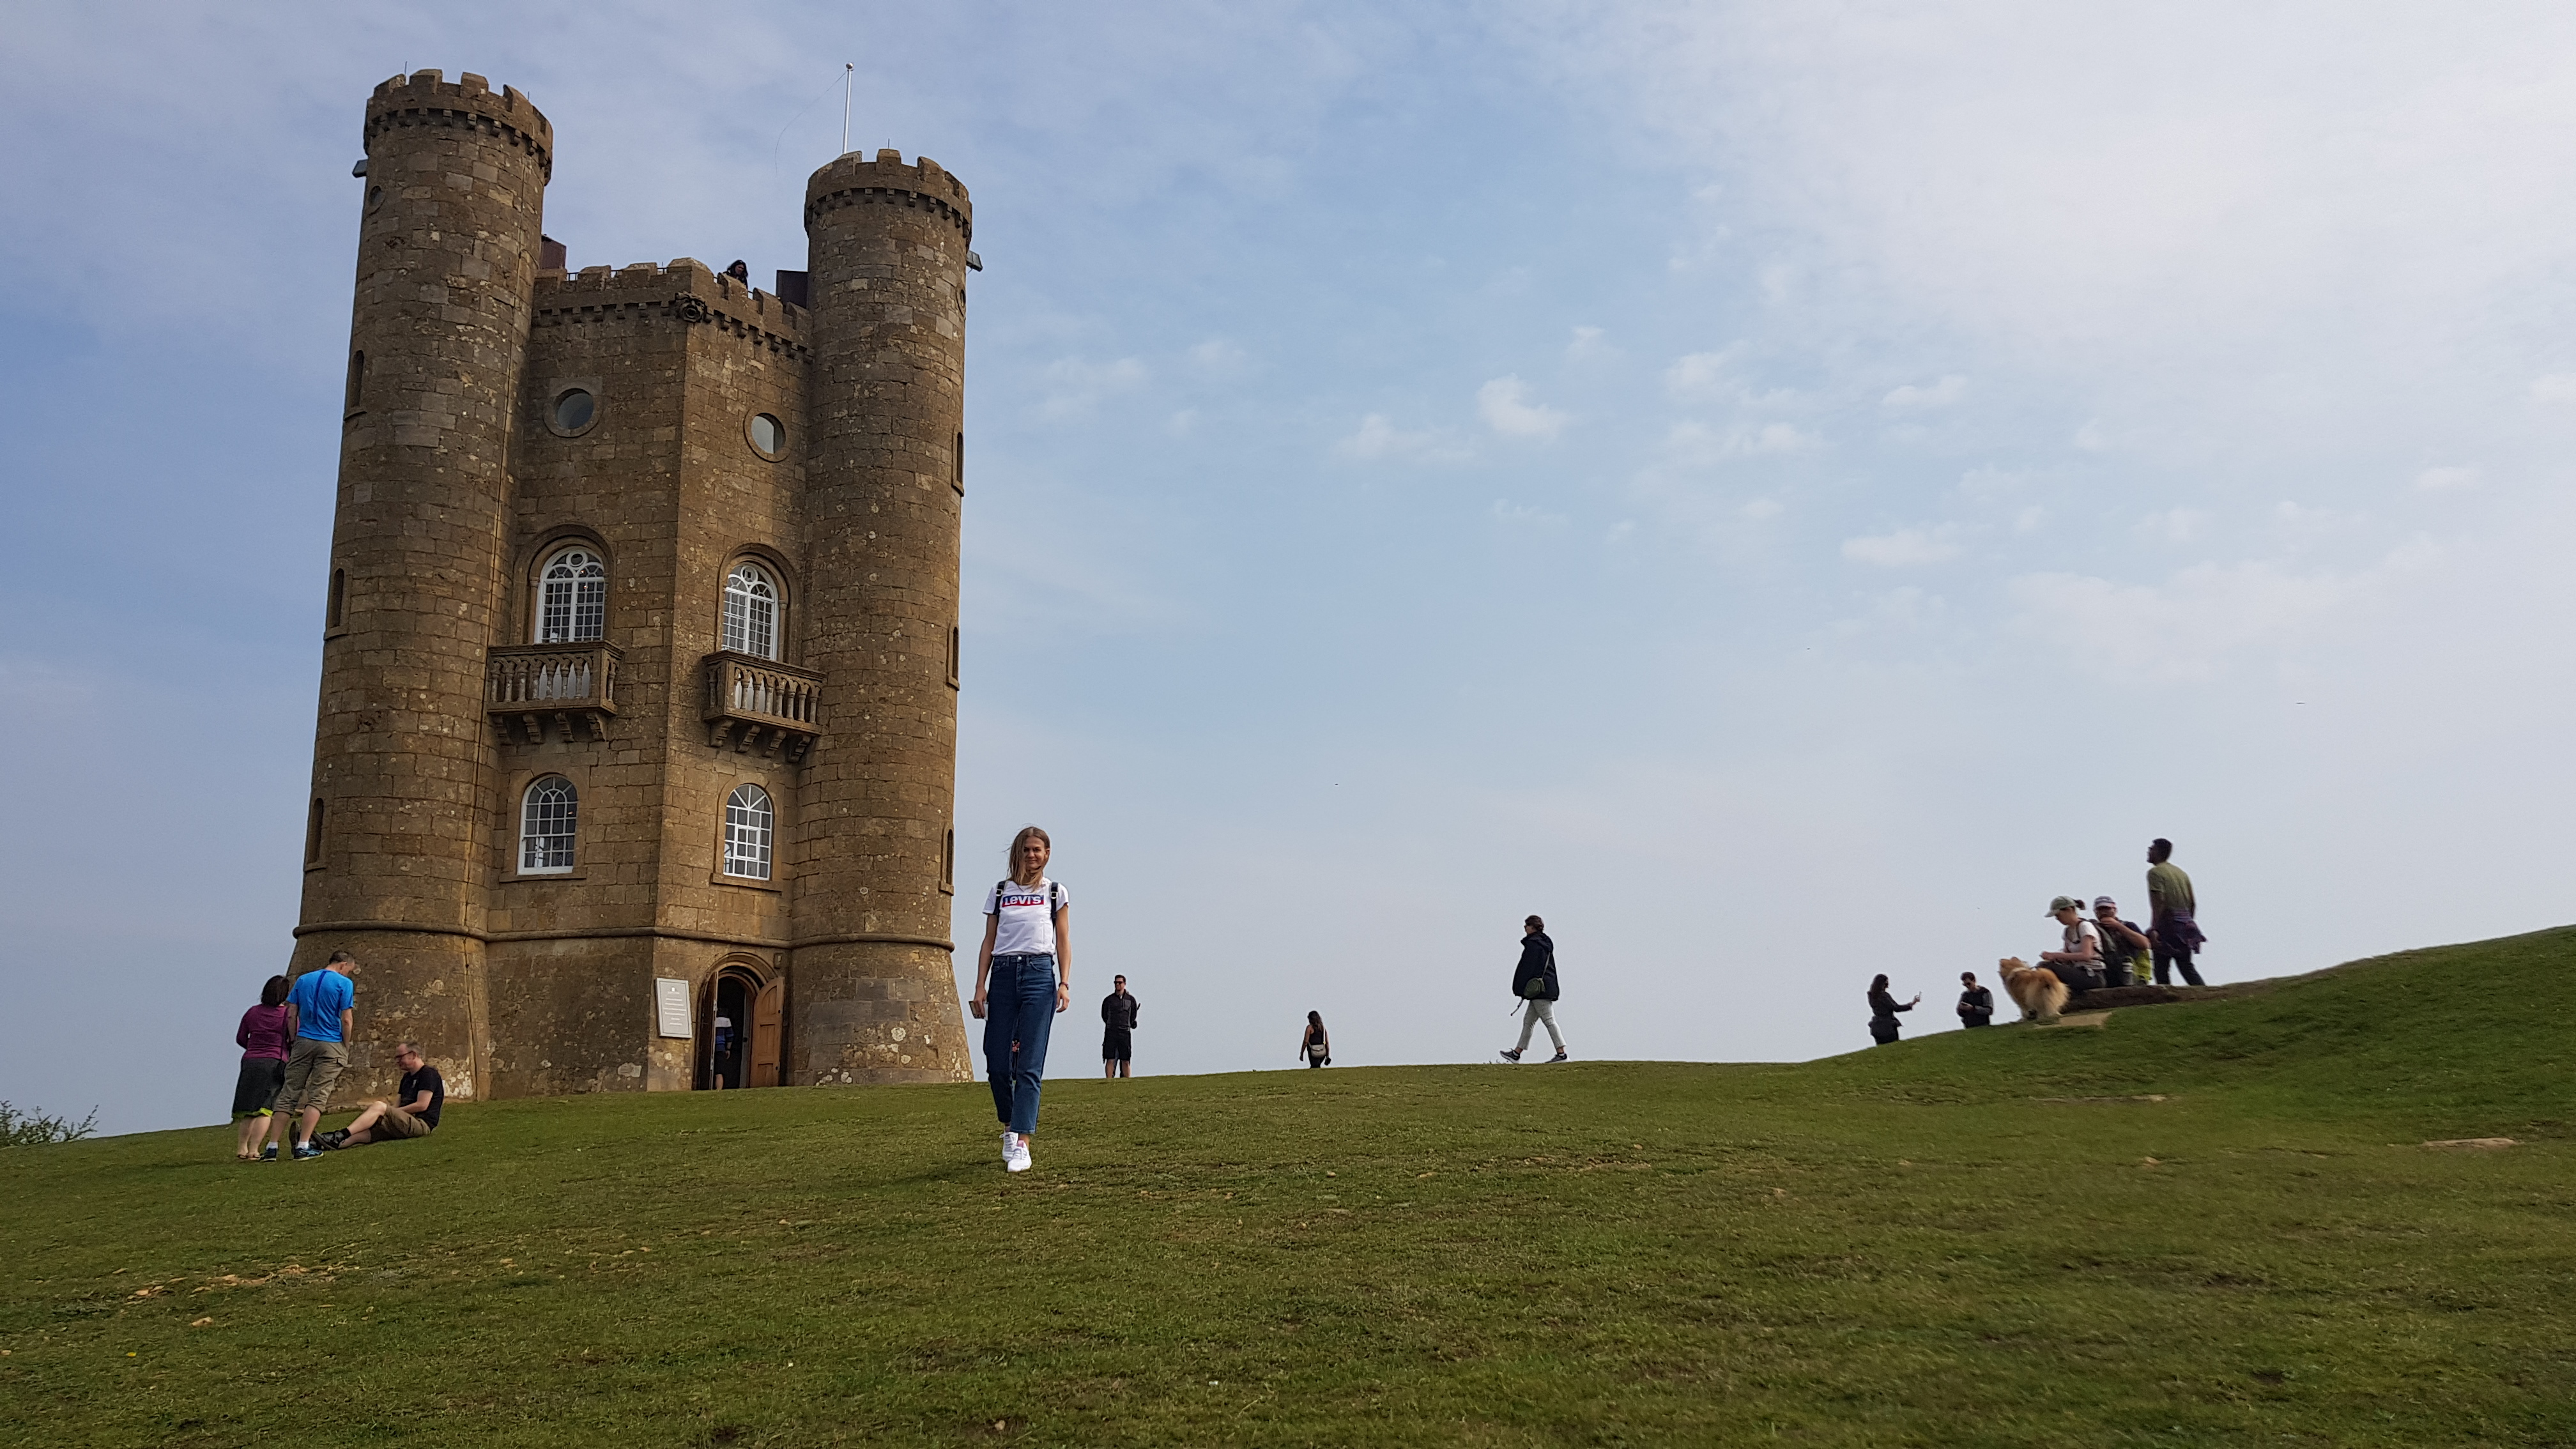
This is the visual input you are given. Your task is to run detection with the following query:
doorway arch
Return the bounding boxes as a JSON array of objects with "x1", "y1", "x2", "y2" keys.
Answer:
[{"x1": 697, "y1": 956, "x2": 783, "y2": 1089}]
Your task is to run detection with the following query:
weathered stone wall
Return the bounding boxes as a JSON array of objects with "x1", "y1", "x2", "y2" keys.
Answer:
[
  {"x1": 792, "y1": 151, "x2": 976, "y2": 1085},
  {"x1": 294, "y1": 70, "x2": 552, "y2": 1104},
  {"x1": 291, "y1": 78, "x2": 974, "y2": 1107}
]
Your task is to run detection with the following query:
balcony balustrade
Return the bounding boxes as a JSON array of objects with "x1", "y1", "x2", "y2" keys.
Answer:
[
  {"x1": 703, "y1": 651, "x2": 823, "y2": 762},
  {"x1": 485, "y1": 643, "x2": 622, "y2": 744}
]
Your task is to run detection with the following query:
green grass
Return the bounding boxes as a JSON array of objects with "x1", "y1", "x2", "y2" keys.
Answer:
[{"x1": 8, "y1": 930, "x2": 2575, "y2": 1447}]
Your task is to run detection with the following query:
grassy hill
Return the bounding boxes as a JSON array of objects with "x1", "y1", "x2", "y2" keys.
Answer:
[{"x1": 7, "y1": 930, "x2": 2574, "y2": 1447}]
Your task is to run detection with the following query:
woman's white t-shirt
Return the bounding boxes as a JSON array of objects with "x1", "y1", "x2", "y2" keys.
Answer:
[
  {"x1": 2062, "y1": 919, "x2": 2101, "y2": 957},
  {"x1": 985, "y1": 877, "x2": 1068, "y2": 956}
]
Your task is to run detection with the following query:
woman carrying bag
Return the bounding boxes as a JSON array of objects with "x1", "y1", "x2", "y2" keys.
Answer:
[
  {"x1": 1500, "y1": 915, "x2": 1567, "y2": 1063},
  {"x1": 1300, "y1": 1011, "x2": 1331, "y2": 1068}
]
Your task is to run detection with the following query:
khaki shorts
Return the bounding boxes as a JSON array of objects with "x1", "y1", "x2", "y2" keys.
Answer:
[
  {"x1": 276, "y1": 1038, "x2": 348, "y2": 1115},
  {"x1": 372, "y1": 1105, "x2": 433, "y2": 1141}
]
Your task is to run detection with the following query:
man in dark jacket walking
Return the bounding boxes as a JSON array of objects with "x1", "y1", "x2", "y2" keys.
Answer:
[
  {"x1": 1500, "y1": 915, "x2": 1567, "y2": 1063},
  {"x1": 1101, "y1": 974, "x2": 1140, "y2": 1079}
]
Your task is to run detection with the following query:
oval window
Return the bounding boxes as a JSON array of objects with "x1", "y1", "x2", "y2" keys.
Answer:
[
  {"x1": 366, "y1": 185, "x2": 384, "y2": 211},
  {"x1": 749, "y1": 413, "x2": 785, "y2": 457},
  {"x1": 552, "y1": 388, "x2": 595, "y2": 434}
]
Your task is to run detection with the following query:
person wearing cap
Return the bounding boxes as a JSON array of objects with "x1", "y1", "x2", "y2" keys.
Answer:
[
  {"x1": 2038, "y1": 896, "x2": 2105, "y2": 993},
  {"x1": 2091, "y1": 897, "x2": 2152, "y2": 988}
]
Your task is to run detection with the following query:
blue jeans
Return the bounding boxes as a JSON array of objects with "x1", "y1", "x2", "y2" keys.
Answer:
[{"x1": 983, "y1": 954, "x2": 1058, "y2": 1134}]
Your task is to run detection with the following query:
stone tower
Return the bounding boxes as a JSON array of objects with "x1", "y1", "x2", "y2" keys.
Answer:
[{"x1": 291, "y1": 72, "x2": 974, "y2": 1105}]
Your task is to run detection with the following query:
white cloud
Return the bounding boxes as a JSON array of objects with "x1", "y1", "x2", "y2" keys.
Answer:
[
  {"x1": 1841, "y1": 524, "x2": 1962, "y2": 567},
  {"x1": 1491, "y1": 499, "x2": 1569, "y2": 526},
  {"x1": 2138, "y1": 507, "x2": 2208, "y2": 542},
  {"x1": 1663, "y1": 349, "x2": 1798, "y2": 408},
  {"x1": 2531, "y1": 374, "x2": 2576, "y2": 403},
  {"x1": 1187, "y1": 339, "x2": 1246, "y2": 372},
  {"x1": 1477, "y1": 375, "x2": 1570, "y2": 439},
  {"x1": 2004, "y1": 556, "x2": 2412, "y2": 682},
  {"x1": 1036, "y1": 355, "x2": 1147, "y2": 418},
  {"x1": 1335, "y1": 413, "x2": 1471, "y2": 464},
  {"x1": 1740, "y1": 498, "x2": 1784, "y2": 520},
  {"x1": 1664, "y1": 420, "x2": 1819, "y2": 464},
  {"x1": 1566, "y1": 325, "x2": 1612, "y2": 362},
  {"x1": 2414, "y1": 464, "x2": 2479, "y2": 491},
  {"x1": 1881, "y1": 374, "x2": 1967, "y2": 408}
]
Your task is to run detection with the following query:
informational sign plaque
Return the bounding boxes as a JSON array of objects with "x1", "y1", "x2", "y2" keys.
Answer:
[{"x1": 654, "y1": 977, "x2": 693, "y2": 1039}]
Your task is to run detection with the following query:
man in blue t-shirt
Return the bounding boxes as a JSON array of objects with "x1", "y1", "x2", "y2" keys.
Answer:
[{"x1": 267, "y1": 951, "x2": 358, "y2": 1161}]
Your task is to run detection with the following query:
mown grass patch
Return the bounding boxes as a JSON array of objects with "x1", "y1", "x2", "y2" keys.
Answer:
[{"x1": 7, "y1": 930, "x2": 2574, "y2": 1445}]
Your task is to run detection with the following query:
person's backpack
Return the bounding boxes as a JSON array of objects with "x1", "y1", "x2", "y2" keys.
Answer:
[{"x1": 993, "y1": 879, "x2": 1062, "y2": 914}]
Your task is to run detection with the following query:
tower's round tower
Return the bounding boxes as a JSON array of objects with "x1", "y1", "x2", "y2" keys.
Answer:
[
  {"x1": 293, "y1": 71, "x2": 551, "y2": 1101},
  {"x1": 792, "y1": 150, "x2": 974, "y2": 1084}
]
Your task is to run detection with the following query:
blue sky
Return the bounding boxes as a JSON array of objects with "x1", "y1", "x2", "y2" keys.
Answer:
[{"x1": 9, "y1": 3, "x2": 2576, "y2": 1133}]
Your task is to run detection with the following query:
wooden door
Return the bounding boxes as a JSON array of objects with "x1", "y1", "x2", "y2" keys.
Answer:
[{"x1": 748, "y1": 976, "x2": 784, "y2": 1088}]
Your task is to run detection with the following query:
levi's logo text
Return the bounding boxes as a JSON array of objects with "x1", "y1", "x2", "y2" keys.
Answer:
[{"x1": 1000, "y1": 893, "x2": 1046, "y2": 909}]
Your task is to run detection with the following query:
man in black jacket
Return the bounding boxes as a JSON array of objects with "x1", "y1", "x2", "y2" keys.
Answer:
[
  {"x1": 1500, "y1": 916, "x2": 1567, "y2": 1063},
  {"x1": 1100, "y1": 974, "x2": 1140, "y2": 1079},
  {"x1": 1956, "y1": 972, "x2": 1994, "y2": 1028}
]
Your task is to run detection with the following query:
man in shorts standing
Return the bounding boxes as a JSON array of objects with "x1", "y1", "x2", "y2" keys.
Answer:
[
  {"x1": 316, "y1": 1043, "x2": 441, "y2": 1150},
  {"x1": 1101, "y1": 974, "x2": 1140, "y2": 1079},
  {"x1": 268, "y1": 952, "x2": 356, "y2": 1161}
]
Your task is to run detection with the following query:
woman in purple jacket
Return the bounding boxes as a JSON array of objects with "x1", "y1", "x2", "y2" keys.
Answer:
[{"x1": 232, "y1": 975, "x2": 293, "y2": 1160}]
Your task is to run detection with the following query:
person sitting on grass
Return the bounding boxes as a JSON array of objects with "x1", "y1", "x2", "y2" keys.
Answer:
[
  {"x1": 2039, "y1": 896, "x2": 2105, "y2": 992},
  {"x1": 315, "y1": 1043, "x2": 442, "y2": 1150}
]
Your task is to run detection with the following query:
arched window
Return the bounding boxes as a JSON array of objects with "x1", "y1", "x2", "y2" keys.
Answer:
[
  {"x1": 722, "y1": 562, "x2": 779, "y2": 659},
  {"x1": 723, "y1": 784, "x2": 773, "y2": 880},
  {"x1": 537, "y1": 547, "x2": 608, "y2": 644},
  {"x1": 520, "y1": 776, "x2": 578, "y2": 874}
]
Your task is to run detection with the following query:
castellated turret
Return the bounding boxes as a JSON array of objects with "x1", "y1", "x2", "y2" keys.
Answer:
[{"x1": 291, "y1": 73, "x2": 972, "y2": 1105}]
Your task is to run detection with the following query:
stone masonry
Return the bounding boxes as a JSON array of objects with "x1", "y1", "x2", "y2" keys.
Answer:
[{"x1": 292, "y1": 71, "x2": 974, "y2": 1105}]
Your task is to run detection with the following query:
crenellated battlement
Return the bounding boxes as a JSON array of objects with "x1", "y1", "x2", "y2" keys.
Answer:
[
  {"x1": 803, "y1": 149, "x2": 972, "y2": 240},
  {"x1": 365, "y1": 69, "x2": 553, "y2": 180},
  {"x1": 533, "y1": 257, "x2": 809, "y2": 360}
]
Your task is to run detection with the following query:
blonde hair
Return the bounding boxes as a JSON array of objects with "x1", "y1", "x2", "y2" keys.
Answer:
[{"x1": 1006, "y1": 825, "x2": 1052, "y2": 887}]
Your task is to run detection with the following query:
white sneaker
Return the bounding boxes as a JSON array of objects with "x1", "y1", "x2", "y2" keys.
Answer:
[
  {"x1": 1005, "y1": 1134, "x2": 1032, "y2": 1173},
  {"x1": 1000, "y1": 1129, "x2": 1015, "y2": 1163}
]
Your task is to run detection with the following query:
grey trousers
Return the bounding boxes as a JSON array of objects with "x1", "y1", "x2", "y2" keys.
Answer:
[{"x1": 1514, "y1": 999, "x2": 1564, "y2": 1053}]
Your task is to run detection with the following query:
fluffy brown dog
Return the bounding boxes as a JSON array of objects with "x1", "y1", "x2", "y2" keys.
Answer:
[{"x1": 1997, "y1": 957, "x2": 2069, "y2": 1023}]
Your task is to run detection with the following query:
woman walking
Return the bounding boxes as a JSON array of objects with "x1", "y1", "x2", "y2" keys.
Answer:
[
  {"x1": 232, "y1": 974, "x2": 293, "y2": 1160},
  {"x1": 972, "y1": 826, "x2": 1071, "y2": 1174},
  {"x1": 1867, "y1": 973, "x2": 1919, "y2": 1046},
  {"x1": 1299, "y1": 1011, "x2": 1331, "y2": 1068}
]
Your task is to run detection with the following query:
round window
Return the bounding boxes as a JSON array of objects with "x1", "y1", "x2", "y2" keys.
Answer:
[
  {"x1": 749, "y1": 413, "x2": 785, "y2": 457},
  {"x1": 552, "y1": 388, "x2": 596, "y2": 434}
]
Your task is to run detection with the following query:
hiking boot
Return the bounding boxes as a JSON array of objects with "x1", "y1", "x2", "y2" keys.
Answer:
[
  {"x1": 1499, "y1": 1048, "x2": 1522, "y2": 1062},
  {"x1": 292, "y1": 1142, "x2": 323, "y2": 1160},
  {"x1": 1547, "y1": 1050, "x2": 1568, "y2": 1064}
]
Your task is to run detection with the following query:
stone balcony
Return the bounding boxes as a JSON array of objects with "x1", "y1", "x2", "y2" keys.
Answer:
[
  {"x1": 703, "y1": 651, "x2": 822, "y2": 762},
  {"x1": 486, "y1": 643, "x2": 622, "y2": 744}
]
